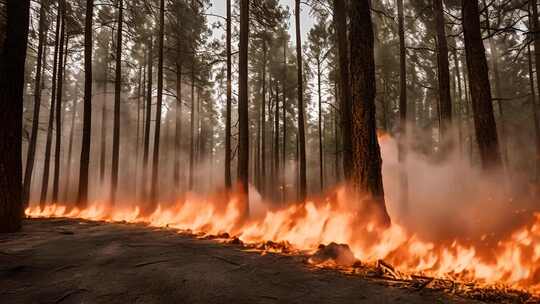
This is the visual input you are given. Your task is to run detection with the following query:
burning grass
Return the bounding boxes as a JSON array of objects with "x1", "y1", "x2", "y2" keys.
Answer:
[{"x1": 25, "y1": 187, "x2": 540, "y2": 302}]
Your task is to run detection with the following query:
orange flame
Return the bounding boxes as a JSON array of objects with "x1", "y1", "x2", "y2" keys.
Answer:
[{"x1": 26, "y1": 188, "x2": 540, "y2": 294}]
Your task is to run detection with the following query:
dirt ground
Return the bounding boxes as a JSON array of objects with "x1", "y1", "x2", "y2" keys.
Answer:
[{"x1": 0, "y1": 218, "x2": 493, "y2": 303}]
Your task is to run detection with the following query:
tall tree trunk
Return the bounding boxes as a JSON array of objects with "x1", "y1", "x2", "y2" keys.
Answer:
[
  {"x1": 462, "y1": 0, "x2": 501, "y2": 170},
  {"x1": 528, "y1": 43, "x2": 540, "y2": 189},
  {"x1": 434, "y1": 0, "x2": 452, "y2": 139},
  {"x1": 453, "y1": 47, "x2": 464, "y2": 156},
  {"x1": 143, "y1": 38, "x2": 153, "y2": 201},
  {"x1": 40, "y1": 5, "x2": 62, "y2": 207},
  {"x1": 530, "y1": 0, "x2": 540, "y2": 189},
  {"x1": 77, "y1": 0, "x2": 94, "y2": 208},
  {"x1": 23, "y1": 0, "x2": 47, "y2": 207},
  {"x1": 397, "y1": 0, "x2": 408, "y2": 210},
  {"x1": 274, "y1": 82, "x2": 280, "y2": 202},
  {"x1": 295, "y1": 0, "x2": 307, "y2": 201},
  {"x1": 174, "y1": 62, "x2": 182, "y2": 191},
  {"x1": 225, "y1": 0, "x2": 232, "y2": 189},
  {"x1": 282, "y1": 39, "x2": 287, "y2": 202},
  {"x1": 483, "y1": 0, "x2": 508, "y2": 168},
  {"x1": 149, "y1": 0, "x2": 165, "y2": 207},
  {"x1": 0, "y1": 0, "x2": 30, "y2": 232},
  {"x1": 317, "y1": 57, "x2": 323, "y2": 191},
  {"x1": 261, "y1": 41, "x2": 267, "y2": 196},
  {"x1": 189, "y1": 61, "x2": 195, "y2": 191},
  {"x1": 238, "y1": 0, "x2": 250, "y2": 212},
  {"x1": 333, "y1": 0, "x2": 352, "y2": 180},
  {"x1": 52, "y1": 2, "x2": 66, "y2": 203},
  {"x1": 111, "y1": 0, "x2": 123, "y2": 205},
  {"x1": 349, "y1": 0, "x2": 391, "y2": 226},
  {"x1": 63, "y1": 100, "x2": 78, "y2": 202}
]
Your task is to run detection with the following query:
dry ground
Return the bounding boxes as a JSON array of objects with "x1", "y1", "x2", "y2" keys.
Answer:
[{"x1": 0, "y1": 218, "x2": 499, "y2": 303}]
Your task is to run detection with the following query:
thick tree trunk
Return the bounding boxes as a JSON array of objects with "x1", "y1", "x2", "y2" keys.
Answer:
[
  {"x1": 143, "y1": 38, "x2": 153, "y2": 201},
  {"x1": 462, "y1": 0, "x2": 502, "y2": 170},
  {"x1": 530, "y1": 0, "x2": 540, "y2": 187},
  {"x1": 295, "y1": 0, "x2": 307, "y2": 201},
  {"x1": 225, "y1": 0, "x2": 232, "y2": 189},
  {"x1": 349, "y1": 0, "x2": 391, "y2": 226},
  {"x1": 23, "y1": 1, "x2": 47, "y2": 207},
  {"x1": 238, "y1": 0, "x2": 249, "y2": 212},
  {"x1": 77, "y1": 0, "x2": 94, "y2": 208},
  {"x1": 149, "y1": 0, "x2": 165, "y2": 207},
  {"x1": 434, "y1": 0, "x2": 452, "y2": 138},
  {"x1": 0, "y1": 0, "x2": 30, "y2": 232},
  {"x1": 111, "y1": 0, "x2": 123, "y2": 205},
  {"x1": 40, "y1": 6, "x2": 62, "y2": 207},
  {"x1": 52, "y1": 3, "x2": 66, "y2": 203},
  {"x1": 333, "y1": 0, "x2": 352, "y2": 180}
]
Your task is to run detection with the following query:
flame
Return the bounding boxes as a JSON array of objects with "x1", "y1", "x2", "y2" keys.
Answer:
[{"x1": 26, "y1": 188, "x2": 540, "y2": 294}]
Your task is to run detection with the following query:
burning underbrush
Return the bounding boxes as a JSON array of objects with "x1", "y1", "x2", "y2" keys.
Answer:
[{"x1": 25, "y1": 185, "x2": 540, "y2": 302}]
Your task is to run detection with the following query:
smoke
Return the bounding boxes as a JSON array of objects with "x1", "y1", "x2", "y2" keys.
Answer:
[{"x1": 380, "y1": 125, "x2": 537, "y2": 243}]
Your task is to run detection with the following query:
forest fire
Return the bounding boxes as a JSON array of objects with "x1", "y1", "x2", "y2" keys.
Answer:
[{"x1": 25, "y1": 188, "x2": 540, "y2": 296}]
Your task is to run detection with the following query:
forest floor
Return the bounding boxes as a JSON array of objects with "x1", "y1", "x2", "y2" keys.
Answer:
[{"x1": 0, "y1": 218, "x2": 533, "y2": 304}]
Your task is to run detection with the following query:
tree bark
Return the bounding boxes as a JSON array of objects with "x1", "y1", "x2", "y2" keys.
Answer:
[
  {"x1": 462, "y1": 0, "x2": 502, "y2": 170},
  {"x1": 0, "y1": 0, "x2": 30, "y2": 232},
  {"x1": 63, "y1": 100, "x2": 78, "y2": 203},
  {"x1": 111, "y1": 0, "x2": 123, "y2": 205},
  {"x1": 149, "y1": 0, "x2": 165, "y2": 207},
  {"x1": 225, "y1": 0, "x2": 232, "y2": 189},
  {"x1": 174, "y1": 62, "x2": 182, "y2": 191},
  {"x1": 274, "y1": 82, "x2": 280, "y2": 202},
  {"x1": 143, "y1": 37, "x2": 153, "y2": 201},
  {"x1": 238, "y1": 0, "x2": 250, "y2": 212},
  {"x1": 333, "y1": 0, "x2": 352, "y2": 180},
  {"x1": 434, "y1": 0, "x2": 452, "y2": 138},
  {"x1": 317, "y1": 57, "x2": 323, "y2": 191},
  {"x1": 528, "y1": 43, "x2": 540, "y2": 188},
  {"x1": 23, "y1": 0, "x2": 47, "y2": 207},
  {"x1": 189, "y1": 60, "x2": 195, "y2": 191},
  {"x1": 40, "y1": 5, "x2": 62, "y2": 207},
  {"x1": 52, "y1": 2, "x2": 66, "y2": 203},
  {"x1": 260, "y1": 41, "x2": 267, "y2": 195},
  {"x1": 77, "y1": 0, "x2": 94, "y2": 208},
  {"x1": 530, "y1": 0, "x2": 540, "y2": 188},
  {"x1": 295, "y1": 0, "x2": 307, "y2": 201},
  {"x1": 349, "y1": 0, "x2": 391, "y2": 226}
]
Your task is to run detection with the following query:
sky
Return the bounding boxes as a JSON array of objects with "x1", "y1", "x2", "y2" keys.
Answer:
[{"x1": 206, "y1": 0, "x2": 315, "y2": 45}]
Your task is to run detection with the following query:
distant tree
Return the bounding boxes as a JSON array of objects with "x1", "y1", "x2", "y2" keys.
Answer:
[{"x1": 307, "y1": 19, "x2": 329, "y2": 191}]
